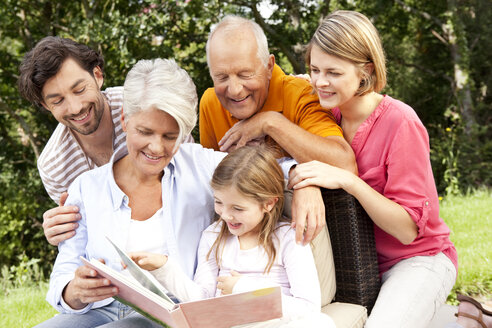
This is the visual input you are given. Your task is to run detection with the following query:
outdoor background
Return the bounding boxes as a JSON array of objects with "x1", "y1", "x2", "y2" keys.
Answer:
[{"x1": 0, "y1": 0, "x2": 490, "y2": 320}]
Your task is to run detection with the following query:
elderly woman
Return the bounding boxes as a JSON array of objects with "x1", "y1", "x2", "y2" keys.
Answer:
[
  {"x1": 35, "y1": 59, "x2": 304, "y2": 328},
  {"x1": 34, "y1": 59, "x2": 224, "y2": 328}
]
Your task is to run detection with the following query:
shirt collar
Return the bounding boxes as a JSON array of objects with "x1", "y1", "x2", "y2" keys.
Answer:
[
  {"x1": 108, "y1": 146, "x2": 129, "y2": 211},
  {"x1": 108, "y1": 144, "x2": 178, "y2": 211}
]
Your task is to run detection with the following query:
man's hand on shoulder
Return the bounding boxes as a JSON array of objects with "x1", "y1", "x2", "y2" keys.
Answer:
[{"x1": 43, "y1": 192, "x2": 80, "y2": 246}]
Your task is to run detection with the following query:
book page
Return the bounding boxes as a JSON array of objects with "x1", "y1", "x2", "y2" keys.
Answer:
[
  {"x1": 106, "y1": 236, "x2": 174, "y2": 305},
  {"x1": 81, "y1": 257, "x2": 177, "y2": 326},
  {"x1": 81, "y1": 257, "x2": 175, "y2": 309}
]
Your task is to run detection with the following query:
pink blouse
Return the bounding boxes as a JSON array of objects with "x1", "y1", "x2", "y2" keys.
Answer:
[{"x1": 333, "y1": 95, "x2": 458, "y2": 274}]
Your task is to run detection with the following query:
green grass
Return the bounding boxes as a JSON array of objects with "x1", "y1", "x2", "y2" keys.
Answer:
[
  {"x1": 0, "y1": 282, "x2": 57, "y2": 327},
  {"x1": 441, "y1": 189, "x2": 492, "y2": 302},
  {"x1": 2, "y1": 190, "x2": 491, "y2": 326}
]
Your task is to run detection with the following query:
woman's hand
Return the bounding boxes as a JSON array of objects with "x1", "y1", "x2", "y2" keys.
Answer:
[
  {"x1": 290, "y1": 161, "x2": 418, "y2": 244},
  {"x1": 128, "y1": 252, "x2": 168, "y2": 271},
  {"x1": 63, "y1": 260, "x2": 118, "y2": 310},
  {"x1": 216, "y1": 271, "x2": 242, "y2": 295},
  {"x1": 288, "y1": 160, "x2": 354, "y2": 191}
]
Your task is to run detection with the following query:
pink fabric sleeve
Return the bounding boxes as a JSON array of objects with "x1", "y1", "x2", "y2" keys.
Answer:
[{"x1": 384, "y1": 119, "x2": 433, "y2": 237}]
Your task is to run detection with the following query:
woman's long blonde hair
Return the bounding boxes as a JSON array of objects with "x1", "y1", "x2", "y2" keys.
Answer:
[{"x1": 208, "y1": 146, "x2": 287, "y2": 274}]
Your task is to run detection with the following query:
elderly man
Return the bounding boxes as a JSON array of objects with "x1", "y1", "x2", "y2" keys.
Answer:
[{"x1": 199, "y1": 16, "x2": 356, "y2": 172}]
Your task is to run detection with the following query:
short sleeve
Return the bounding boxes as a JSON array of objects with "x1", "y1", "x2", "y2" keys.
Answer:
[
  {"x1": 199, "y1": 90, "x2": 221, "y2": 150},
  {"x1": 290, "y1": 84, "x2": 342, "y2": 138},
  {"x1": 37, "y1": 163, "x2": 64, "y2": 204}
]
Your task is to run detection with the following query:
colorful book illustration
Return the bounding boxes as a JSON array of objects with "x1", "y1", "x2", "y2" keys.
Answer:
[{"x1": 80, "y1": 238, "x2": 283, "y2": 328}]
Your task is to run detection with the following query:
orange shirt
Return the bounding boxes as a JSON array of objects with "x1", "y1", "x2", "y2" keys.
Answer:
[{"x1": 199, "y1": 64, "x2": 342, "y2": 151}]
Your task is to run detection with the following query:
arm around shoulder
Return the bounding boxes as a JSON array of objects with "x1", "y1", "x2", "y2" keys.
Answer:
[{"x1": 263, "y1": 112, "x2": 357, "y2": 173}]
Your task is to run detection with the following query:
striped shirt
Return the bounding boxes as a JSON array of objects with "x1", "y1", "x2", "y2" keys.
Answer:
[{"x1": 37, "y1": 87, "x2": 126, "y2": 204}]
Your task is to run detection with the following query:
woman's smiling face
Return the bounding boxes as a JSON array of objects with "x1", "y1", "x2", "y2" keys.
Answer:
[
  {"x1": 122, "y1": 107, "x2": 180, "y2": 178},
  {"x1": 309, "y1": 44, "x2": 363, "y2": 110}
]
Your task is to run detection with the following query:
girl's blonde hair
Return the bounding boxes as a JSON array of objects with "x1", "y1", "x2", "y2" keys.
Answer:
[
  {"x1": 209, "y1": 146, "x2": 286, "y2": 273},
  {"x1": 306, "y1": 10, "x2": 387, "y2": 95}
]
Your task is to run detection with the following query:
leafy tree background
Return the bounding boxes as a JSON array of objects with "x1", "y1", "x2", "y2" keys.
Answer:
[{"x1": 0, "y1": 0, "x2": 490, "y2": 276}]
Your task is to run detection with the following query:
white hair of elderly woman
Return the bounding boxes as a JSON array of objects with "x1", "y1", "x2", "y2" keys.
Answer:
[{"x1": 123, "y1": 58, "x2": 198, "y2": 148}]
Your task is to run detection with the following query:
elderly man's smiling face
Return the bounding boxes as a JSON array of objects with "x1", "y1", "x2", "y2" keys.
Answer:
[{"x1": 208, "y1": 28, "x2": 274, "y2": 120}]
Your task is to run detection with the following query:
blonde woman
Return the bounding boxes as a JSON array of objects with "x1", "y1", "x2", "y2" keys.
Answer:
[{"x1": 289, "y1": 10, "x2": 458, "y2": 328}]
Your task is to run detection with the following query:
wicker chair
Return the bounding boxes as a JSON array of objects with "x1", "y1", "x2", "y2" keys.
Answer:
[
  {"x1": 322, "y1": 188, "x2": 380, "y2": 310},
  {"x1": 311, "y1": 189, "x2": 380, "y2": 328}
]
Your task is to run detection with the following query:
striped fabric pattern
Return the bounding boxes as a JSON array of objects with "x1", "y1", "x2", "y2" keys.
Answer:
[{"x1": 37, "y1": 87, "x2": 126, "y2": 204}]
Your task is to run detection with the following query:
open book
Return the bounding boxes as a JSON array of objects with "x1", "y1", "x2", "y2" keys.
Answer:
[{"x1": 81, "y1": 238, "x2": 282, "y2": 328}]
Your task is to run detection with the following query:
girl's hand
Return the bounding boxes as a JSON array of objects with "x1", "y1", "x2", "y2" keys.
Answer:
[
  {"x1": 216, "y1": 270, "x2": 242, "y2": 295},
  {"x1": 288, "y1": 160, "x2": 353, "y2": 191},
  {"x1": 128, "y1": 252, "x2": 168, "y2": 271}
]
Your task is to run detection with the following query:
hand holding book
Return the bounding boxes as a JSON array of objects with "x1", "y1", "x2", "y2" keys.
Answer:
[
  {"x1": 63, "y1": 258, "x2": 118, "y2": 310},
  {"x1": 82, "y1": 236, "x2": 283, "y2": 328}
]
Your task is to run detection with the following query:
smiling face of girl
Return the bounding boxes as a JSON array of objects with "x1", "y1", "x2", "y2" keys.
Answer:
[{"x1": 213, "y1": 185, "x2": 276, "y2": 243}]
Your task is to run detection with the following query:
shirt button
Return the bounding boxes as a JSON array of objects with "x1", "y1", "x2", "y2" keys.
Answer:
[{"x1": 425, "y1": 201, "x2": 429, "y2": 206}]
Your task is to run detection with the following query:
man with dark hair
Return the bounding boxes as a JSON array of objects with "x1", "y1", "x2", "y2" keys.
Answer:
[{"x1": 18, "y1": 36, "x2": 126, "y2": 245}]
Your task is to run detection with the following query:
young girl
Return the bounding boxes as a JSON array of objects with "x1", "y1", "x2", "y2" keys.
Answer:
[
  {"x1": 130, "y1": 146, "x2": 334, "y2": 327},
  {"x1": 288, "y1": 10, "x2": 458, "y2": 328}
]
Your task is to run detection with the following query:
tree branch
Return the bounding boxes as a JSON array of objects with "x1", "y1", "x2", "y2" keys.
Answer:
[
  {"x1": 395, "y1": 0, "x2": 450, "y2": 45},
  {"x1": 392, "y1": 56, "x2": 454, "y2": 84},
  {"x1": 248, "y1": 2, "x2": 303, "y2": 73},
  {"x1": 431, "y1": 29, "x2": 448, "y2": 45},
  {"x1": 394, "y1": 0, "x2": 443, "y2": 26}
]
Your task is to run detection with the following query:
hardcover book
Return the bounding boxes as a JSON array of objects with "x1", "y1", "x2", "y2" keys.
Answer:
[{"x1": 80, "y1": 238, "x2": 282, "y2": 328}]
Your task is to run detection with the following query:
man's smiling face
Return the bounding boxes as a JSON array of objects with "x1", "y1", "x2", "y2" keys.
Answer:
[
  {"x1": 41, "y1": 58, "x2": 106, "y2": 136},
  {"x1": 208, "y1": 28, "x2": 274, "y2": 120}
]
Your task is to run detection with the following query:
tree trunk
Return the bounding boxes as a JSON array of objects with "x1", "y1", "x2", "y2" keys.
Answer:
[
  {"x1": 445, "y1": 0, "x2": 476, "y2": 131},
  {"x1": 395, "y1": 0, "x2": 476, "y2": 131}
]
